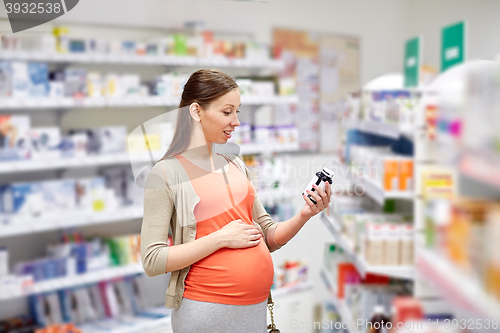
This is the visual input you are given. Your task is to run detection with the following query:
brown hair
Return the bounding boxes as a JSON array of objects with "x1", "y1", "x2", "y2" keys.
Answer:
[{"x1": 162, "y1": 69, "x2": 238, "y2": 159}]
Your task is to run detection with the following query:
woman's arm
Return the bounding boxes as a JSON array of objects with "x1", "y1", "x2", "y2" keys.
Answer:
[
  {"x1": 165, "y1": 220, "x2": 262, "y2": 272},
  {"x1": 274, "y1": 182, "x2": 332, "y2": 245},
  {"x1": 140, "y1": 162, "x2": 174, "y2": 277}
]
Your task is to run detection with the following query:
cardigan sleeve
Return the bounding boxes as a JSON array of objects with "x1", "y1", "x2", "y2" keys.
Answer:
[
  {"x1": 232, "y1": 155, "x2": 287, "y2": 252},
  {"x1": 140, "y1": 161, "x2": 174, "y2": 277},
  {"x1": 252, "y1": 194, "x2": 287, "y2": 252}
]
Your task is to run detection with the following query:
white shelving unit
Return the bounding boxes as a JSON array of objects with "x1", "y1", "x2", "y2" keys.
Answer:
[
  {"x1": 416, "y1": 249, "x2": 500, "y2": 320},
  {"x1": 332, "y1": 159, "x2": 414, "y2": 205},
  {"x1": 343, "y1": 119, "x2": 402, "y2": 139},
  {"x1": 0, "y1": 31, "x2": 302, "y2": 331},
  {"x1": 321, "y1": 74, "x2": 418, "y2": 333},
  {"x1": 0, "y1": 51, "x2": 284, "y2": 69},
  {"x1": 358, "y1": 176, "x2": 414, "y2": 205},
  {"x1": 239, "y1": 142, "x2": 300, "y2": 156},
  {"x1": 0, "y1": 153, "x2": 146, "y2": 174},
  {"x1": 0, "y1": 142, "x2": 300, "y2": 175},
  {"x1": 0, "y1": 263, "x2": 144, "y2": 301},
  {"x1": 0, "y1": 188, "x2": 294, "y2": 238},
  {"x1": 0, "y1": 206, "x2": 144, "y2": 238},
  {"x1": 271, "y1": 280, "x2": 314, "y2": 298},
  {"x1": 320, "y1": 267, "x2": 360, "y2": 333},
  {"x1": 0, "y1": 95, "x2": 298, "y2": 110},
  {"x1": 321, "y1": 213, "x2": 413, "y2": 280}
]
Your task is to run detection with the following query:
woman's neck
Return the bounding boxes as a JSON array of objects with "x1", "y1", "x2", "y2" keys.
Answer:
[{"x1": 181, "y1": 143, "x2": 227, "y2": 173}]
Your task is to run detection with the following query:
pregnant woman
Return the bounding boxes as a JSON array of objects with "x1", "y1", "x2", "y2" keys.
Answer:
[{"x1": 140, "y1": 69, "x2": 331, "y2": 332}]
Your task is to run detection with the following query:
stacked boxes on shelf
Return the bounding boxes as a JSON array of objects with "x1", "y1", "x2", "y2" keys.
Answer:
[
  {"x1": 0, "y1": 230, "x2": 143, "y2": 298},
  {"x1": 0, "y1": 166, "x2": 143, "y2": 228},
  {"x1": 272, "y1": 260, "x2": 308, "y2": 289},
  {"x1": 28, "y1": 275, "x2": 171, "y2": 330},
  {"x1": 327, "y1": 188, "x2": 414, "y2": 267},
  {"x1": 323, "y1": 244, "x2": 415, "y2": 328},
  {"x1": 0, "y1": 117, "x2": 130, "y2": 162},
  {"x1": 425, "y1": 199, "x2": 500, "y2": 301},
  {"x1": 344, "y1": 89, "x2": 420, "y2": 133},
  {"x1": 1, "y1": 26, "x2": 275, "y2": 63},
  {"x1": 349, "y1": 144, "x2": 413, "y2": 193}
]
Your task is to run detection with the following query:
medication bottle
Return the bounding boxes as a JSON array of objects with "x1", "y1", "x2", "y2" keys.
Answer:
[
  {"x1": 302, "y1": 167, "x2": 333, "y2": 204},
  {"x1": 367, "y1": 305, "x2": 390, "y2": 333}
]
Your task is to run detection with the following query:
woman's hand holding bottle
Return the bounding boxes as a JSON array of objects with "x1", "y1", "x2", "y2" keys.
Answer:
[
  {"x1": 216, "y1": 219, "x2": 262, "y2": 249},
  {"x1": 300, "y1": 182, "x2": 332, "y2": 220}
]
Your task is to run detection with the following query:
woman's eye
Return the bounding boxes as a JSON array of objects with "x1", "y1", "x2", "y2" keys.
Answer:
[{"x1": 224, "y1": 112, "x2": 231, "y2": 115}]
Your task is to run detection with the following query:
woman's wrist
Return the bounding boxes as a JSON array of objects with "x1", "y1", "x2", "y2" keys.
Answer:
[
  {"x1": 209, "y1": 230, "x2": 226, "y2": 250},
  {"x1": 299, "y1": 210, "x2": 312, "y2": 221}
]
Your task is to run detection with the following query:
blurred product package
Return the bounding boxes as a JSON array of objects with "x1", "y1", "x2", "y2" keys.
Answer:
[
  {"x1": 0, "y1": 170, "x2": 142, "y2": 225},
  {"x1": 1, "y1": 26, "x2": 275, "y2": 62},
  {"x1": 0, "y1": 115, "x2": 31, "y2": 161}
]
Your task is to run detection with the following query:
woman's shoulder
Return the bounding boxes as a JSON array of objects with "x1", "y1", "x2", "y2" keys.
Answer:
[
  {"x1": 145, "y1": 157, "x2": 183, "y2": 188},
  {"x1": 218, "y1": 153, "x2": 249, "y2": 177}
]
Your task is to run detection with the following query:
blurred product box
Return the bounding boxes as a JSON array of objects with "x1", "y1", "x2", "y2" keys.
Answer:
[
  {"x1": 425, "y1": 199, "x2": 500, "y2": 301},
  {"x1": 28, "y1": 63, "x2": 50, "y2": 97},
  {"x1": 41, "y1": 179, "x2": 77, "y2": 214},
  {"x1": 11, "y1": 62, "x2": 29, "y2": 99},
  {"x1": 64, "y1": 69, "x2": 87, "y2": 98},
  {"x1": 99, "y1": 126, "x2": 127, "y2": 154},
  {"x1": 0, "y1": 182, "x2": 43, "y2": 217},
  {"x1": 0, "y1": 61, "x2": 12, "y2": 97},
  {"x1": 75, "y1": 177, "x2": 106, "y2": 213},
  {"x1": 0, "y1": 115, "x2": 31, "y2": 161},
  {"x1": 30, "y1": 127, "x2": 62, "y2": 159}
]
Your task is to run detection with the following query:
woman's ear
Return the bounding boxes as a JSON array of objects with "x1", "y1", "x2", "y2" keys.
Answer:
[{"x1": 189, "y1": 103, "x2": 201, "y2": 122}]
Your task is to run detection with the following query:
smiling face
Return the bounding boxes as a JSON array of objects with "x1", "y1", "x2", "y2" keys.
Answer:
[{"x1": 199, "y1": 88, "x2": 241, "y2": 144}]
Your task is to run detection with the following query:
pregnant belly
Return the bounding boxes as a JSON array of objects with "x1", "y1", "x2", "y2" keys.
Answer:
[{"x1": 183, "y1": 240, "x2": 274, "y2": 305}]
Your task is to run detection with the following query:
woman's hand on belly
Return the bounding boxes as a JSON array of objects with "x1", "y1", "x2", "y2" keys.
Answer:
[{"x1": 214, "y1": 219, "x2": 262, "y2": 249}]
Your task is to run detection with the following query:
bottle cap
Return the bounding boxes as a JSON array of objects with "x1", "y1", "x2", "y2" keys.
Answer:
[
  {"x1": 373, "y1": 305, "x2": 385, "y2": 314},
  {"x1": 322, "y1": 167, "x2": 334, "y2": 178}
]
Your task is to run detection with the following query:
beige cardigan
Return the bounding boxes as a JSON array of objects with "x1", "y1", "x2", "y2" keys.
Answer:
[{"x1": 140, "y1": 154, "x2": 286, "y2": 309}]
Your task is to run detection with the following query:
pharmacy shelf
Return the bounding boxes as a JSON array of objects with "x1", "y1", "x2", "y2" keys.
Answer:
[
  {"x1": 332, "y1": 159, "x2": 414, "y2": 205},
  {"x1": 0, "y1": 95, "x2": 298, "y2": 110},
  {"x1": 343, "y1": 119, "x2": 410, "y2": 140},
  {"x1": 240, "y1": 142, "x2": 300, "y2": 155},
  {"x1": 357, "y1": 176, "x2": 414, "y2": 205},
  {"x1": 320, "y1": 267, "x2": 360, "y2": 333},
  {"x1": 416, "y1": 248, "x2": 500, "y2": 320},
  {"x1": 321, "y1": 212, "x2": 414, "y2": 280},
  {"x1": 271, "y1": 280, "x2": 314, "y2": 298},
  {"x1": 0, "y1": 153, "x2": 149, "y2": 174},
  {"x1": 0, "y1": 206, "x2": 144, "y2": 238},
  {"x1": 0, "y1": 144, "x2": 300, "y2": 174},
  {"x1": 0, "y1": 50, "x2": 284, "y2": 69},
  {"x1": 0, "y1": 263, "x2": 144, "y2": 301}
]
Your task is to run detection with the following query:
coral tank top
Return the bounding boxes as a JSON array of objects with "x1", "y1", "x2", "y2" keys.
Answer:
[{"x1": 175, "y1": 154, "x2": 274, "y2": 305}]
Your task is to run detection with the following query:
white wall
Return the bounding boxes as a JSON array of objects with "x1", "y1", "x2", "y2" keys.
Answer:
[{"x1": 408, "y1": 0, "x2": 500, "y2": 70}]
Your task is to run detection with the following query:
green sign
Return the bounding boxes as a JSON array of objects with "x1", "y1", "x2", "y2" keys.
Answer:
[
  {"x1": 404, "y1": 37, "x2": 420, "y2": 88},
  {"x1": 441, "y1": 21, "x2": 466, "y2": 72}
]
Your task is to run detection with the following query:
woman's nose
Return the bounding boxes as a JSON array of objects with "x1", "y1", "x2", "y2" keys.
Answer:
[{"x1": 231, "y1": 115, "x2": 240, "y2": 127}]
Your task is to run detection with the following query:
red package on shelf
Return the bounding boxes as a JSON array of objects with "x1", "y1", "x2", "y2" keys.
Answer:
[
  {"x1": 337, "y1": 263, "x2": 360, "y2": 299},
  {"x1": 363, "y1": 273, "x2": 390, "y2": 284},
  {"x1": 392, "y1": 297, "x2": 423, "y2": 325}
]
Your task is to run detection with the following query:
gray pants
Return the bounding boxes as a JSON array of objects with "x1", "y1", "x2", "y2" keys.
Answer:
[{"x1": 171, "y1": 297, "x2": 268, "y2": 333}]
